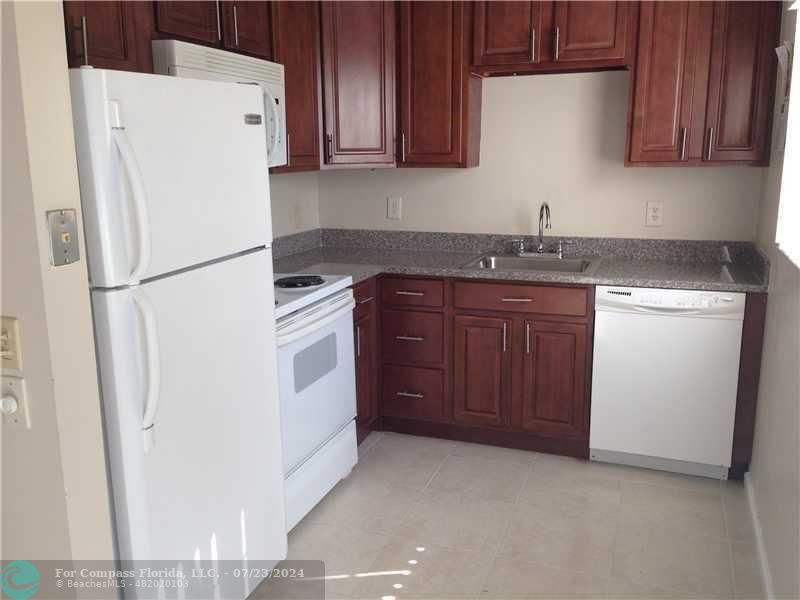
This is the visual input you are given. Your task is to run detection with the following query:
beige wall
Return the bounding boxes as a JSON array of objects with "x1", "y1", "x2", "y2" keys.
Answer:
[
  {"x1": 749, "y1": 5, "x2": 800, "y2": 598},
  {"x1": 269, "y1": 172, "x2": 320, "y2": 237},
  {"x1": 315, "y1": 71, "x2": 765, "y2": 241},
  {"x1": 2, "y1": 0, "x2": 114, "y2": 561}
]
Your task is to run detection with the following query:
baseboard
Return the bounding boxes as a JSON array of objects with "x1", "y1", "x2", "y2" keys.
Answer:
[{"x1": 745, "y1": 472, "x2": 775, "y2": 599}]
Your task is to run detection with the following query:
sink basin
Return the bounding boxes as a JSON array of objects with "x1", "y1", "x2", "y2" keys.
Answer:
[{"x1": 464, "y1": 255, "x2": 596, "y2": 274}]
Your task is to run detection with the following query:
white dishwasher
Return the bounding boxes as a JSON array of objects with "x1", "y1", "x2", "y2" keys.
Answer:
[{"x1": 590, "y1": 286, "x2": 746, "y2": 479}]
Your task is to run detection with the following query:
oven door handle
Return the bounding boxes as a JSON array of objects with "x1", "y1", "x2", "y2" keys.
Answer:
[{"x1": 276, "y1": 297, "x2": 355, "y2": 347}]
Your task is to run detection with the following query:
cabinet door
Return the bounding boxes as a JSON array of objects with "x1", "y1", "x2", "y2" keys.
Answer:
[
  {"x1": 154, "y1": 1, "x2": 221, "y2": 44},
  {"x1": 354, "y1": 313, "x2": 378, "y2": 428},
  {"x1": 553, "y1": 1, "x2": 629, "y2": 64},
  {"x1": 473, "y1": 1, "x2": 543, "y2": 66},
  {"x1": 520, "y1": 320, "x2": 587, "y2": 437},
  {"x1": 320, "y1": 1, "x2": 395, "y2": 166},
  {"x1": 221, "y1": 1, "x2": 272, "y2": 59},
  {"x1": 271, "y1": 1, "x2": 322, "y2": 173},
  {"x1": 628, "y1": 2, "x2": 712, "y2": 164},
  {"x1": 63, "y1": 1, "x2": 148, "y2": 71},
  {"x1": 453, "y1": 315, "x2": 510, "y2": 427},
  {"x1": 703, "y1": 1, "x2": 780, "y2": 164},
  {"x1": 399, "y1": 1, "x2": 480, "y2": 167}
]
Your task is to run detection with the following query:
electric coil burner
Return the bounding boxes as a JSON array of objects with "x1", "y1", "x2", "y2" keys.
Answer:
[{"x1": 275, "y1": 275, "x2": 325, "y2": 289}]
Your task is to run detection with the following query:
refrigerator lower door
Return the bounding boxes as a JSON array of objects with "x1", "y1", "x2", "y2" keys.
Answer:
[
  {"x1": 92, "y1": 249, "x2": 285, "y2": 596},
  {"x1": 70, "y1": 68, "x2": 273, "y2": 288}
]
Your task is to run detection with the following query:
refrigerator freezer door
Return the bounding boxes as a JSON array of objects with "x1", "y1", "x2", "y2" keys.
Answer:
[
  {"x1": 92, "y1": 250, "x2": 286, "y2": 583},
  {"x1": 70, "y1": 68, "x2": 273, "y2": 288}
]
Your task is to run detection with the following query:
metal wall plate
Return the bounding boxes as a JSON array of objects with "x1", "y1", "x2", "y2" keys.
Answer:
[{"x1": 46, "y1": 209, "x2": 80, "y2": 266}]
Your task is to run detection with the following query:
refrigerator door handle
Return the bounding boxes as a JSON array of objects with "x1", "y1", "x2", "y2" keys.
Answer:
[
  {"x1": 112, "y1": 128, "x2": 151, "y2": 284},
  {"x1": 262, "y1": 88, "x2": 281, "y2": 164},
  {"x1": 132, "y1": 289, "x2": 161, "y2": 452}
]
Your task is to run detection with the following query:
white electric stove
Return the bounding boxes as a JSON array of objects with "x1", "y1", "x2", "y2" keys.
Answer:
[{"x1": 273, "y1": 272, "x2": 358, "y2": 531}]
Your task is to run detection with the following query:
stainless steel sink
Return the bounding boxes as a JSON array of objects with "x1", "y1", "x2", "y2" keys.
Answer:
[{"x1": 464, "y1": 255, "x2": 598, "y2": 274}]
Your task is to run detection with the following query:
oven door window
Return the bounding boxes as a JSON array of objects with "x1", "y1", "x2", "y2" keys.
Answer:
[{"x1": 293, "y1": 332, "x2": 338, "y2": 394}]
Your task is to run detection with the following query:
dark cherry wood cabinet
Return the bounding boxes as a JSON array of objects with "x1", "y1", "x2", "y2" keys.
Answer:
[
  {"x1": 453, "y1": 315, "x2": 510, "y2": 427},
  {"x1": 154, "y1": 1, "x2": 221, "y2": 44},
  {"x1": 270, "y1": 1, "x2": 322, "y2": 173},
  {"x1": 63, "y1": 1, "x2": 152, "y2": 71},
  {"x1": 220, "y1": 1, "x2": 272, "y2": 60},
  {"x1": 320, "y1": 1, "x2": 395, "y2": 167},
  {"x1": 398, "y1": 1, "x2": 482, "y2": 168},
  {"x1": 472, "y1": 1, "x2": 545, "y2": 67},
  {"x1": 353, "y1": 278, "x2": 379, "y2": 442},
  {"x1": 552, "y1": 1, "x2": 630, "y2": 65},
  {"x1": 627, "y1": 0, "x2": 780, "y2": 166},
  {"x1": 519, "y1": 320, "x2": 588, "y2": 438}
]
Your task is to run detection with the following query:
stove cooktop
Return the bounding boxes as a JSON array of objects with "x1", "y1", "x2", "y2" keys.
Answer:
[{"x1": 273, "y1": 272, "x2": 353, "y2": 320}]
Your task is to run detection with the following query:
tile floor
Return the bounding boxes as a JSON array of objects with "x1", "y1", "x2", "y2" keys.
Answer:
[{"x1": 256, "y1": 432, "x2": 764, "y2": 600}]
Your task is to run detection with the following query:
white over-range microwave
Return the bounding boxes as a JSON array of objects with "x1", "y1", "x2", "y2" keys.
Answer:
[{"x1": 152, "y1": 39, "x2": 287, "y2": 168}]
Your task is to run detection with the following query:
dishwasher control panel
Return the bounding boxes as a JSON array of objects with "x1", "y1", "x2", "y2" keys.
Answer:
[{"x1": 596, "y1": 287, "x2": 746, "y2": 318}]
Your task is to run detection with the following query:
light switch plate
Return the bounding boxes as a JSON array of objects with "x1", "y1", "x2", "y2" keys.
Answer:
[
  {"x1": 387, "y1": 197, "x2": 402, "y2": 220},
  {"x1": 46, "y1": 209, "x2": 80, "y2": 266},
  {"x1": 1, "y1": 317, "x2": 21, "y2": 373},
  {"x1": 645, "y1": 201, "x2": 664, "y2": 227}
]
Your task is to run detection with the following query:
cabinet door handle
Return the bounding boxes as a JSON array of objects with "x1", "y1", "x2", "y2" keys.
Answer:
[
  {"x1": 502, "y1": 322, "x2": 507, "y2": 353},
  {"x1": 679, "y1": 127, "x2": 687, "y2": 161},
  {"x1": 215, "y1": 0, "x2": 222, "y2": 41},
  {"x1": 554, "y1": 26, "x2": 560, "y2": 61},
  {"x1": 80, "y1": 15, "x2": 89, "y2": 66},
  {"x1": 401, "y1": 131, "x2": 406, "y2": 162},
  {"x1": 397, "y1": 391, "x2": 424, "y2": 399},
  {"x1": 358, "y1": 296, "x2": 375, "y2": 304},
  {"x1": 395, "y1": 335, "x2": 424, "y2": 342},
  {"x1": 530, "y1": 29, "x2": 536, "y2": 62},
  {"x1": 326, "y1": 133, "x2": 333, "y2": 163},
  {"x1": 501, "y1": 297, "x2": 533, "y2": 303},
  {"x1": 356, "y1": 325, "x2": 361, "y2": 357},
  {"x1": 525, "y1": 322, "x2": 531, "y2": 355},
  {"x1": 395, "y1": 290, "x2": 424, "y2": 297},
  {"x1": 706, "y1": 127, "x2": 714, "y2": 161},
  {"x1": 286, "y1": 132, "x2": 291, "y2": 167},
  {"x1": 233, "y1": 4, "x2": 239, "y2": 46}
]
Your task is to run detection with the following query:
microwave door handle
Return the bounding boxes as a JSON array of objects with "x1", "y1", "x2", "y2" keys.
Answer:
[
  {"x1": 112, "y1": 128, "x2": 151, "y2": 284},
  {"x1": 132, "y1": 290, "x2": 161, "y2": 453},
  {"x1": 276, "y1": 298, "x2": 355, "y2": 347},
  {"x1": 263, "y1": 88, "x2": 281, "y2": 163}
]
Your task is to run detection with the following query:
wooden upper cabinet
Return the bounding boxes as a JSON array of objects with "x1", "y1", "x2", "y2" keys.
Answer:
[
  {"x1": 519, "y1": 321, "x2": 588, "y2": 438},
  {"x1": 628, "y1": 2, "x2": 711, "y2": 164},
  {"x1": 552, "y1": 1, "x2": 629, "y2": 65},
  {"x1": 453, "y1": 315, "x2": 510, "y2": 427},
  {"x1": 320, "y1": 1, "x2": 395, "y2": 167},
  {"x1": 220, "y1": 1, "x2": 272, "y2": 59},
  {"x1": 63, "y1": 1, "x2": 150, "y2": 71},
  {"x1": 703, "y1": 1, "x2": 781, "y2": 165},
  {"x1": 271, "y1": 1, "x2": 322, "y2": 173},
  {"x1": 399, "y1": 1, "x2": 481, "y2": 167},
  {"x1": 154, "y1": 1, "x2": 221, "y2": 45},
  {"x1": 473, "y1": 1, "x2": 544, "y2": 66},
  {"x1": 628, "y1": 0, "x2": 780, "y2": 166}
]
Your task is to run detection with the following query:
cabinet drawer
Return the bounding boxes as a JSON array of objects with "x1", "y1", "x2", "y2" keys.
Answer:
[
  {"x1": 352, "y1": 277, "x2": 377, "y2": 321},
  {"x1": 453, "y1": 281, "x2": 588, "y2": 317},
  {"x1": 382, "y1": 365, "x2": 445, "y2": 421},
  {"x1": 380, "y1": 277, "x2": 444, "y2": 308},
  {"x1": 381, "y1": 310, "x2": 444, "y2": 364}
]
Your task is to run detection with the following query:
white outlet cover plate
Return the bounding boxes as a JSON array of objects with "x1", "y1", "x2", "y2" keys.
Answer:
[
  {"x1": 646, "y1": 201, "x2": 664, "y2": 227},
  {"x1": 1, "y1": 376, "x2": 31, "y2": 429},
  {"x1": 387, "y1": 196, "x2": 402, "y2": 220}
]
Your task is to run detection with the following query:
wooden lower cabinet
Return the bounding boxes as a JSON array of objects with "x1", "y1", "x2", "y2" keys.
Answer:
[
  {"x1": 382, "y1": 365, "x2": 445, "y2": 421},
  {"x1": 453, "y1": 314, "x2": 511, "y2": 427},
  {"x1": 519, "y1": 320, "x2": 588, "y2": 438},
  {"x1": 353, "y1": 278, "x2": 379, "y2": 442}
]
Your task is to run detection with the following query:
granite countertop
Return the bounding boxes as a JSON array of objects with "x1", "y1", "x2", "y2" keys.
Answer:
[{"x1": 274, "y1": 246, "x2": 768, "y2": 293}]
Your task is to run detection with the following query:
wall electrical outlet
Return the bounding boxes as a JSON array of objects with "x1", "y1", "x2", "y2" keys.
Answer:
[
  {"x1": 645, "y1": 201, "x2": 664, "y2": 227},
  {"x1": 387, "y1": 196, "x2": 402, "y2": 220}
]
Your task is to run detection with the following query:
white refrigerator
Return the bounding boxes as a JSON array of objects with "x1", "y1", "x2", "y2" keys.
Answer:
[{"x1": 70, "y1": 68, "x2": 287, "y2": 595}]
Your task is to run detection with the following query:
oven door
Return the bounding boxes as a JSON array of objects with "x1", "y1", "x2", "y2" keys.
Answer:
[{"x1": 276, "y1": 291, "x2": 356, "y2": 475}]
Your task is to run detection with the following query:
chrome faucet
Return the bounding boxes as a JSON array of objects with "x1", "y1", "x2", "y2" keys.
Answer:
[{"x1": 537, "y1": 202, "x2": 551, "y2": 253}]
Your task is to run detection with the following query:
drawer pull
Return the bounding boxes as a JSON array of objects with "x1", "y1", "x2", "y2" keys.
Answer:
[
  {"x1": 395, "y1": 290, "x2": 425, "y2": 297},
  {"x1": 396, "y1": 391, "x2": 424, "y2": 399},
  {"x1": 395, "y1": 335, "x2": 425, "y2": 342},
  {"x1": 501, "y1": 297, "x2": 533, "y2": 303},
  {"x1": 358, "y1": 296, "x2": 375, "y2": 304}
]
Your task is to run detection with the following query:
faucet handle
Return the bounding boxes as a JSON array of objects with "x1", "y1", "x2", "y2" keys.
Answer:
[{"x1": 557, "y1": 240, "x2": 576, "y2": 259}]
